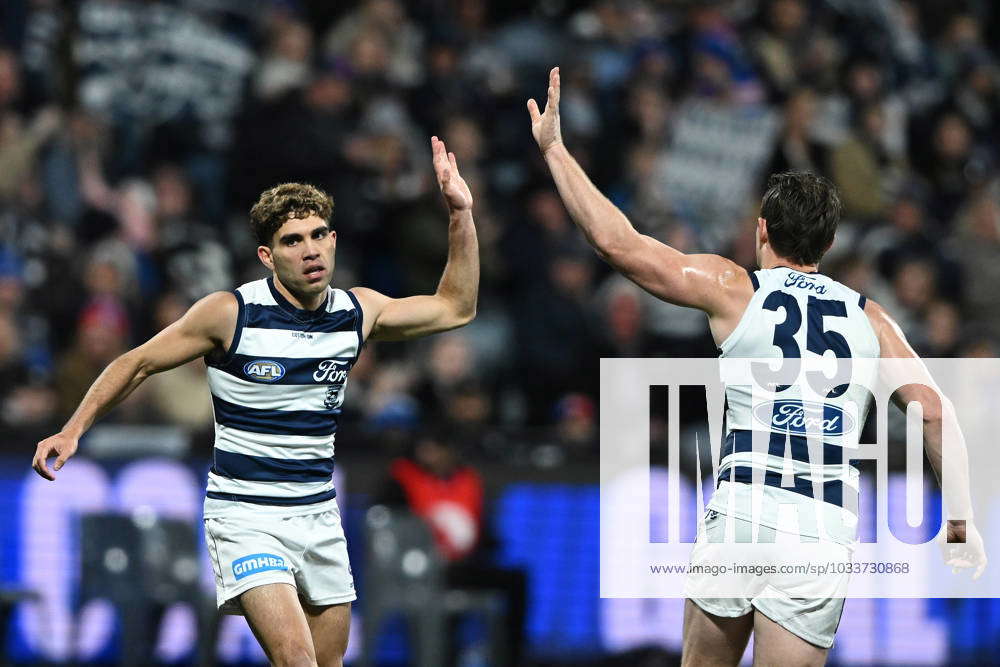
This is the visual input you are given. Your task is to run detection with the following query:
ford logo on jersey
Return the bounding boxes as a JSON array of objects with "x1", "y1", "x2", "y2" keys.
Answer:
[
  {"x1": 752, "y1": 400, "x2": 855, "y2": 436},
  {"x1": 232, "y1": 553, "x2": 288, "y2": 580},
  {"x1": 313, "y1": 359, "x2": 349, "y2": 383},
  {"x1": 243, "y1": 360, "x2": 286, "y2": 382}
]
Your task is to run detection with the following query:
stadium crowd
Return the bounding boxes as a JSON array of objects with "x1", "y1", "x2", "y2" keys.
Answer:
[{"x1": 0, "y1": 0, "x2": 998, "y2": 461}]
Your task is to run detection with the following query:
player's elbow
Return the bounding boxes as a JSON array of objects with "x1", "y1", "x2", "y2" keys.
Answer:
[
  {"x1": 450, "y1": 304, "x2": 476, "y2": 328},
  {"x1": 919, "y1": 394, "x2": 949, "y2": 425},
  {"x1": 592, "y1": 232, "x2": 625, "y2": 262},
  {"x1": 122, "y1": 349, "x2": 155, "y2": 382},
  {"x1": 593, "y1": 227, "x2": 641, "y2": 265},
  {"x1": 927, "y1": 396, "x2": 957, "y2": 425},
  {"x1": 435, "y1": 292, "x2": 476, "y2": 329}
]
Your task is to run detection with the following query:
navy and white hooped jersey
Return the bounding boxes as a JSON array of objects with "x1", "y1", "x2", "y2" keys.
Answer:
[
  {"x1": 202, "y1": 277, "x2": 362, "y2": 518},
  {"x1": 708, "y1": 266, "x2": 880, "y2": 544}
]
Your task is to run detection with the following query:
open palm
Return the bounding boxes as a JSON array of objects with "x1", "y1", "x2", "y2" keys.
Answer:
[
  {"x1": 527, "y1": 66, "x2": 563, "y2": 154},
  {"x1": 431, "y1": 136, "x2": 473, "y2": 211}
]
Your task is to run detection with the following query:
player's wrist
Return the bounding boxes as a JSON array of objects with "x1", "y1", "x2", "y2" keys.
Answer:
[
  {"x1": 60, "y1": 421, "x2": 85, "y2": 441},
  {"x1": 541, "y1": 139, "x2": 565, "y2": 157}
]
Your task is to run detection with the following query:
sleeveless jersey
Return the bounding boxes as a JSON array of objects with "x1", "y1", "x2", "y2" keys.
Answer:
[
  {"x1": 202, "y1": 277, "x2": 362, "y2": 518},
  {"x1": 708, "y1": 266, "x2": 879, "y2": 545}
]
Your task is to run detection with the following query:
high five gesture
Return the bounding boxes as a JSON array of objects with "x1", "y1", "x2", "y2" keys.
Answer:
[
  {"x1": 432, "y1": 135, "x2": 473, "y2": 212},
  {"x1": 527, "y1": 67, "x2": 563, "y2": 155}
]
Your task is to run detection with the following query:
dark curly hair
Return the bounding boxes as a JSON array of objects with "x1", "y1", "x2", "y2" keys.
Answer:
[
  {"x1": 249, "y1": 183, "x2": 334, "y2": 247},
  {"x1": 760, "y1": 171, "x2": 842, "y2": 265}
]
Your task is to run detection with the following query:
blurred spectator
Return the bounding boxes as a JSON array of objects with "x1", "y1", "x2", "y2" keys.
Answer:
[
  {"x1": 0, "y1": 106, "x2": 60, "y2": 201},
  {"x1": 0, "y1": 309, "x2": 56, "y2": 442},
  {"x1": 752, "y1": 0, "x2": 813, "y2": 98},
  {"x1": 142, "y1": 292, "x2": 213, "y2": 435},
  {"x1": 870, "y1": 184, "x2": 962, "y2": 301},
  {"x1": 829, "y1": 102, "x2": 904, "y2": 222},
  {"x1": 767, "y1": 88, "x2": 827, "y2": 175},
  {"x1": 323, "y1": 0, "x2": 424, "y2": 89},
  {"x1": 516, "y1": 250, "x2": 599, "y2": 423},
  {"x1": 151, "y1": 165, "x2": 233, "y2": 303},
  {"x1": 53, "y1": 298, "x2": 129, "y2": 419},
  {"x1": 255, "y1": 18, "x2": 315, "y2": 102},
  {"x1": 378, "y1": 429, "x2": 527, "y2": 665},
  {"x1": 916, "y1": 111, "x2": 989, "y2": 225},
  {"x1": 552, "y1": 393, "x2": 597, "y2": 451},
  {"x1": 951, "y1": 189, "x2": 1000, "y2": 337},
  {"x1": 917, "y1": 300, "x2": 962, "y2": 357},
  {"x1": 595, "y1": 276, "x2": 646, "y2": 358},
  {"x1": 891, "y1": 257, "x2": 938, "y2": 338},
  {"x1": 688, "y1": 5, "x2": 764, "y2": 105}
]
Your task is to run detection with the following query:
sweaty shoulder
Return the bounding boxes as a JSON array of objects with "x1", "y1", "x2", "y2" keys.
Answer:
[
  {"x1": 709, "y1": 255, "x2": 755, "y2": 299},
  {"x1": 698, "y1": 253, "x2": 755, "y2": 311},
  {"x1": 687, "y1": 254, "x2": 755, "y2": 344}
]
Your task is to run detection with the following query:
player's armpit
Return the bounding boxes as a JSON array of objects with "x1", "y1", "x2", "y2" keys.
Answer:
[
  {"x1": 601, "y1": 231, "x2": 753, "y2": 314},
  {"x1": 130, "y1": 290, "x2": 239, "y2": 377},
  {"x1": 350, "y1": 287, "x2": 473, "y2": 342}
]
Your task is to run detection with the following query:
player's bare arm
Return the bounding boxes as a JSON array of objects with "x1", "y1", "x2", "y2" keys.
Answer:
[
  {"x1": 31, "y1": 291, "x2": 238, "y2": 481},
  {"x1": 865, "y1": 298, "x2": 987, "y2": 578},
  {"x1": 527, "y1": 66, "x2": 752, "y2": 338},
  {"x1": 351, "y1": 135, "x2": 478, "y2": 342}
]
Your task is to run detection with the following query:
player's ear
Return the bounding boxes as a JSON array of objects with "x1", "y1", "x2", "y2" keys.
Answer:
[
  {"x1": 757, "y1": 217, "x2": 768, "y2": 244},
  {"x1": 257, "y1": 244, "x2": 274, "y2": 271}
]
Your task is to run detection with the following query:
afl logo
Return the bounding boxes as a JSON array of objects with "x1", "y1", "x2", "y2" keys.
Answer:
[
  {"x1": 243, "y1": 360, "x2": 286, "y2": 382},
  {"x1": 752, "y1": 400, "x2": 855, "y2": 436}
]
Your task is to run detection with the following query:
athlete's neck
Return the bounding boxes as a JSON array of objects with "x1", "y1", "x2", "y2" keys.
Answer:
[
  {"x1": 272, "y1": 275, "x2": 327, "y2": 311},
  {"x1": 761, "y1": 259, "x2": 819, "y2": 274}
]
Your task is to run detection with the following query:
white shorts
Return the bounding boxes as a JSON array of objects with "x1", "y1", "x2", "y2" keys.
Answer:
[
  {"x1": 685, "y1": 510, "x2": 851, "y2": 648},
  {"x1": 204, "y1": 500, "x2": 356, "y2": 614}
]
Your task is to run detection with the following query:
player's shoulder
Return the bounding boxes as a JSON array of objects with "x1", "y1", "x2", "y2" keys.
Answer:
[
  {"x1": 684, "y1": 254, "x2": 755, "y2": 294},
  {"x1": 693, "y1": 255, "x2": 756, "y2": 314},
  {"x1": 346, "y1": 286, "x2": 389, "y2": 312},
  {"x1": 182, "y1": 291, "x2": 240, "y2": 337},
  {"x1": 194, "y1": 290, "x2": 240, "y2": 312},
  {"x1": 233, "y1": 277, "x2": 272, "y2": 304},
  {"x1": 861, "y1": 297, "x2": 893, "y2": 330}
]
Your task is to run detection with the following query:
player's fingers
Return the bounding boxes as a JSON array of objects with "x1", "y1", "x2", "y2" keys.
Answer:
[
  {"x1": 974, "y1": 562, "x2": 986, "y2": 580},
  {"x1": 32, "y1": 452, "x2": 54, "y2": 481},
  {"x1": 552, "y1": 66, "x2": 560, "y2": 104},
  {"x1": 527, "y1": 98, "x2": 540, "y2": 122},
  {"x1": 448, "y1": 151, "x2": 458, "y2": 172}
]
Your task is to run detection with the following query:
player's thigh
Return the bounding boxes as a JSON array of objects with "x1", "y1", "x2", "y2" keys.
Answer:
[
  {"x1": 301, "y1": 599, "x2": 351, "y2": 667},
  {"x1": 681, "y1": 598, "x2": 753, "y2": 667},
  {"x1": 240, "y1": 582, "x2": 317, "y2": 667},
  {"x1": 752, "y1": 609, "x2": 829, "y2": 667}
]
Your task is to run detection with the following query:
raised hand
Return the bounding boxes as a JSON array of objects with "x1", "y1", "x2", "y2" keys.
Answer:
[
  {"x1": 527, "y1": 66, "x2": 563, "y2": 154},
  {"x1": 32, "y1": 431, "x2": 79, "y2": 481},
  {"x1": 431, "y1": 136, "x2": 473, "y2": 212}
]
